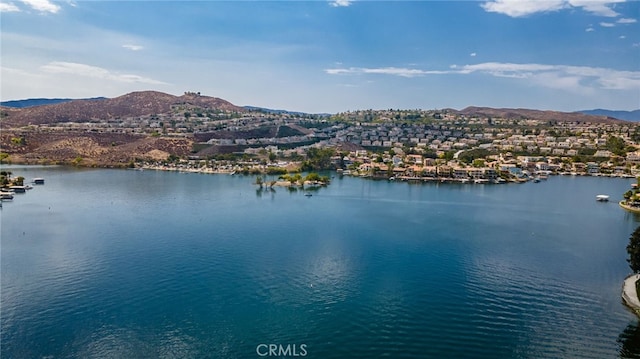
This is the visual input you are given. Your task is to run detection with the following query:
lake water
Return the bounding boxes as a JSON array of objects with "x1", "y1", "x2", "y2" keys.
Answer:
[{"x1": 2, "y1": 165, "x2": 640, "y2": 358}]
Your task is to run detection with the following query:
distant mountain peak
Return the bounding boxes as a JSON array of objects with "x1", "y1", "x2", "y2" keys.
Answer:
[
  {"x1": 0, "y1": 97, "x2": 107, "y2": 108},
  {"x1": 578, "y1": 109, "x2": 640, "y2": 122}
]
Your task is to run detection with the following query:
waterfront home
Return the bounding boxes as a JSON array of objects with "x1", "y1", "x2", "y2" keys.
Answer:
[
  {"x1": 437, "y1": 166, "x2": 452, "y2": 178},
  {"x1": 453, "y1": 168, "x2": 469, "y2": 179}
]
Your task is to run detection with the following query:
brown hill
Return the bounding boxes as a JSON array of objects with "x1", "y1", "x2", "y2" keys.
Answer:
[
  {"x1": 455, "y1": 106, "x2": 626, "y2": 124},
  {"x1": 1, "y1": 91, "x2": 244, "y2": 127},
  {"x1": 1, "y1": 129, "x2": 193, "y2": 166}
]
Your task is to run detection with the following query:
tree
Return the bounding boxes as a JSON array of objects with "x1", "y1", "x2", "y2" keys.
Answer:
[
  {"x1": 302, "y1": 147, "x2": 335, "y2": 170},
  {"x1": 624, "y1": 190, "x2": 634, "y2": 200},
  {"x1": 627, "y1": 226, "x2": 640, "y2": 273},
  {"x1": 607, "y1": 135, "x2": 628, "y2": 156}
]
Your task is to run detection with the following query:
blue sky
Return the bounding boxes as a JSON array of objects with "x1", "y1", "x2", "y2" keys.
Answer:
[{"x1": 1, "y1": 0, "x2": 638, "y2": 113}]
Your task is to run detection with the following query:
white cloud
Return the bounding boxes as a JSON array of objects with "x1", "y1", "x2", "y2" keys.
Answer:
[
  {"x1": 0, "y1": 2, "x2": 20, "y2": 12},
  {"x1": 325, "y1": 62, "x2": 640, "y2": 93},
  {"x1": 618, "y1": 18, "x2": 637, "y2": 24},
  {"x1": 20, "y1": 0, "x2": 60, "y2": 13},
  {"x1": 481, "y1": 0, "x2": 625, "y2": 18},
  {"x1": 329, "y1": 0, "x2": 352, "y2": 7},
  {"x1": 585, "y1": 27, "x2": 595, "y2": 31},
  {"x1": 620, "y1": 35, "x2": 626, "y2": 39},
  {"x1": 40, "y1": 61, "x2": 166, "y2": 85},
  {"x1": 481, "y1": 0, "x2": 565, "y2": 17},
  {"x1": 459, "y1": 62, "x2": 640, "y2": 91},
  {"x1": 470, "y1": 52, "x2": 477, "y2": 57},
  {"x1": 325, "y1": 67, "x2": 449, "y2": 77},
  {"x1": 122, "y1": 44, "x2": 144, "y2": 51},
  {"x1": 567, "y1": 0, "x2": 624, "y2": 17},
  {"x1": 600, "y1": 22, "x2": 616, "y2": 27}
]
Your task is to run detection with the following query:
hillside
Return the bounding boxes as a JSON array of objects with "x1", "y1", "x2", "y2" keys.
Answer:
[
  {"x1": 578, "y1": 109, "x2": 640, "y2": 122},
  {"x1": 0, "y1": 91, "x2": 244, "y2": 127},
  {"x1": 456, "y1": 106, "x2": 626, "y2": 124},
  {"x1": 0, "y1": 129, "x2": 193, "y2": 166}
]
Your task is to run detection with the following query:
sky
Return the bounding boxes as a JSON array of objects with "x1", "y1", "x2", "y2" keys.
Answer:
[{"x1": 1, "y1": 0, "x2": 639, "y2": 113}]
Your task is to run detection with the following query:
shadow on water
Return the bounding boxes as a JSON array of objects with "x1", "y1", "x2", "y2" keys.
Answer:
[
  {"x1": 255, "y1": 186, "x2": 276, "y2": 198},
  {"x1": 624, "y1": 211, "x2": 640, "y2": 222},
  {"x1": 618, "y1": 321, "x2": 640, "y2": 358}
]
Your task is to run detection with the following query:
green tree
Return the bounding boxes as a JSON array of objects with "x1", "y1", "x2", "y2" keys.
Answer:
[
  {"x1": 11, "y1": 137, "x2": 26, "y2": 146},
  {"x1": 627, "y1": 226, "x2": 640, "y2": 273},
  {"x1": 302, "y1": 147, "x2": 335, "y2": 170},
  {"x1": 624, "y1": 190, "x2": 634, "y2": 200},
  {"x1": 305, "y1": 172, "x2": 321, "y2": 182},
  {"x1": 607, "y1": 135, "x2": 628, "y2": 156}
]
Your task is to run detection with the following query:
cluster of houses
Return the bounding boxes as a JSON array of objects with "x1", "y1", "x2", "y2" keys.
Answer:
[
  {"x1": 26, "y1": 104, "x2": 640, "y2": 181},
  {"x1": 336, "y1": 150, "x2": 635, "y2": 183}
]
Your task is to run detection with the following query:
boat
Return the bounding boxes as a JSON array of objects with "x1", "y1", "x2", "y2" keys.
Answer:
[
  {"x1": 533, "y1": 177, "x2": 540, "y2": 183},
  {"x1": 9, "y1": 186, "x2": 27, "y2": 193},
  {"x1": 596, "y1": 195, "x2": 610, "y2": 202},
  {"x1": 304, "y1": 193, "x2": 312, "y2": 197},
  {"x1": 33, "y1": 178, "x2": 45, "y2": 185},
  {"x1": 0, "y1": 191, "x2": 14, "y2": 200}
]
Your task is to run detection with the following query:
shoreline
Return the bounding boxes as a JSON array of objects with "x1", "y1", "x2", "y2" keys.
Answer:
[
  {"x1": 620, "y1": 201, "x2": 640, "y2": 213},
  {"x1": 622, "y1": 274, "x2": 640, "y2": 316}
]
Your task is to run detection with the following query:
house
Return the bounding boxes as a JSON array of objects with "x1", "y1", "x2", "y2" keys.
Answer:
[
  {"x1": 586, "y1": 162, "x2": 600, "y2": 174},
  {"x1": 453, "y1": 168, "x2": 468, "y2": 179},
  {"x1": 405, "y1": 154, "x2": 423, "y2": 164},
  {"x1": 593, "y1": 150, "x2": 612, "y2": 158}
]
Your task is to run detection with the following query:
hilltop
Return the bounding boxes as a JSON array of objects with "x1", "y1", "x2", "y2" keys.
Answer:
[
  {"x1": 0, "y1": 91, "x2": 244, "y2": 127},
  {"x1": 454, "y1": 106, "x2": 626, "y2": 125}
]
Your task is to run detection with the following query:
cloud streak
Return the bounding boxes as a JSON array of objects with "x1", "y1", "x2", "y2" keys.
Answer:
[
  {"x1": 325, "y1": 67, "x2": 450, "y2": 77},
  {"x1": 20, "y1": 0, "x2": 60, "y2": 13},
  {"x1": 122, "y1": 44, "x2": 144, "y2": 51},
  {"x1": 325, "y1": 62, "x2": 640, "y2": 92},
  {"x1": 481, "y1": 0, "x2": 626, "y2": 18},
  {"x1": 618, "y1": 18, "x2": 637, "y2": 24},
  {"x1": 329, "y1": 0, "x2": 352, "y2": 7},
  {"x1": 40, "y1": 61, "x2": 166, "y2": 85},
  {"x1": 0, "y1": 2, "x2": 20, "y2": 12}
]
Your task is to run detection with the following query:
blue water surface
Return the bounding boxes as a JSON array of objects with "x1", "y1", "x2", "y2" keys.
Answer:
[{"x1": 2, "y1": 166, "x2": 640, "y2": 358}]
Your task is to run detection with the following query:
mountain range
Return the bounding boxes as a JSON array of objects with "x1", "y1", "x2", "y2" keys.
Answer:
[
  {"x1": 0, "y1": 97, "x2": 107, "y2": 108},
  {"x1": 2, "y1": 92, "x2": 636, "y2": 123},
  {"x1": 577, "y1": 109, "x2": 640, "y2": 122}
]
